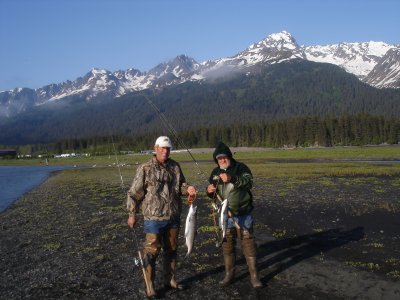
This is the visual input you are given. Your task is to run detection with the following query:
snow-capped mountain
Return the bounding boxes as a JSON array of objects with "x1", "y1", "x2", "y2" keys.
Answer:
[
  {"x1": 204, "y1": 31, "x2": 305, "y2": 72},
  {"x1": 364, "y1": 48, "x2": 400, "y2": 88},
  {"x1": 304, "y1": 41, "x2": 395, "y2": 79},
  {"x1": 1, "y1": 31, "x2": 399, "y2": 118},
  {"x1": 224, "y1": 31, "x2": 306, "y2": 65}
]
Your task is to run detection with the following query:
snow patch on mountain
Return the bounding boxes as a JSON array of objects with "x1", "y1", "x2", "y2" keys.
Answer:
[
  {"x1": 304, "y1": 41, "x2": 395, "y2": 78},
  {"x1": 364, "y1": 48, "x2": 400, "y2": 88}
]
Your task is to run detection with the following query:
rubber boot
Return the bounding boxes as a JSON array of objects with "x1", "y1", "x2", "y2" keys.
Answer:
[
  {"x1": 143, "y1": 256, "x2": 157, "y2": 298},
  {"x1": 220, "y1": 228, "x2": 236, "y2": 286},
  {"x1": 163, "y1": 228, "x2": 184, "y2": 290},
  {"x1": 164, "y1": 258, "x2": 184, "y2": 290},
  {"x1": 241, "y1": 230, "x2": 262, "y2": 288},
  {"x1": 219, "y1": 253, "x2": 235, "y2": 286},
  {"x1": 143, "y1": 234, "x2": 161, "y2": 298},
  {"x1": 245, "y1": 256, "x2": 263, "y2": 288}
]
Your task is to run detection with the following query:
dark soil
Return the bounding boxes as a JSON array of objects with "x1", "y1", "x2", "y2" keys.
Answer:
[{"x1": 1, "y1": 169, "x2": 399, "y2": 299}]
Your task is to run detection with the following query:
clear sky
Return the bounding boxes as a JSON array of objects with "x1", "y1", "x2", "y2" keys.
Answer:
[{"x1": 1, "y1": 0, "x2": 399, "y2": 91}]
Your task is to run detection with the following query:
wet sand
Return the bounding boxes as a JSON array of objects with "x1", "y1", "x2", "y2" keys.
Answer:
[{"x1": 0, "y1": 168, "x2": 399, "y2": 299}]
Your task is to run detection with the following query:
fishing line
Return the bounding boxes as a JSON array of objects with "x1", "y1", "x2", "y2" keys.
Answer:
[
  {"x1": 109, "y1": 132, "x2": 124, "y2": 188},
  {"x1": 142, "y1": 94, "x2": 209, "y2": 183},
  {"x1": 106, "y1": 121, "x2": 146, "y2": 291},
  {"x1": 109, "y1": 134, "x2": 141, "y2": 251},
  {"x1": 143, "y1": 94, "x2": 226, "y2": 246},
  {"x1": 211, "y1": 175, "x2": 223, "y2": 245}
]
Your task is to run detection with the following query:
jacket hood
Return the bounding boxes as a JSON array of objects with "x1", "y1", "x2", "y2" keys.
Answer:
[{"x1": 213, "y1": 142, "x2": 233, "y2": 163}]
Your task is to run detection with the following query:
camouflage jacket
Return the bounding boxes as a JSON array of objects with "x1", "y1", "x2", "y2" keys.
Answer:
[{"x1": 127, "y1": 156, "x2": 188, "y2": 221}]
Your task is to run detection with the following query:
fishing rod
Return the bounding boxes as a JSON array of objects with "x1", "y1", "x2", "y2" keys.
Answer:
[
  {"x1": 143, "y1": 94, "x2": 229, "y2": 242},
  {"x1": 142, "y1": 94, "x2": 238, "y2": 245},
  {"x1": 107, "y1": 124, "x2": 152, "y2": 295},
  {"x1": 142, "y1": 94, "x2": 209, "y2": 183}
]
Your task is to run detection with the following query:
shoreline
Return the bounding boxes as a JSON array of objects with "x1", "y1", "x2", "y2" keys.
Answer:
[
  {"x1": 1, "y1": 167, "x2": 399, "y2": 299},
  {"x1": 0, "y1": 165, "x2": 77, "y2": 214}
]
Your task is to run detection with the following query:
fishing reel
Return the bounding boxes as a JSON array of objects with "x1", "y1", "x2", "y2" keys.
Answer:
[
  {"x1": 212, "y1": 201, "x2": 222, "y2": 213},
  {"x1": 133, "y1": 257, "x2": 140, "y2": 267}
]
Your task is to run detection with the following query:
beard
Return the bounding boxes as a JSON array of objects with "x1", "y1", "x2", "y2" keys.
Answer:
[{"x1": 219, "y1": 160, "x2": 230, "y2": 170}]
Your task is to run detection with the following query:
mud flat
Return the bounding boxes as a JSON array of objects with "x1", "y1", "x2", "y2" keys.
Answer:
[{"x1": 1, "y1": 167, "x2": 399, "y2": 299}]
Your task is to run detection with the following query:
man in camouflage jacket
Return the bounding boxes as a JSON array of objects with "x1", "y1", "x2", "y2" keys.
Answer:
[{"x1": 127, "y1": 136, "x2": 196, "y2": 298}]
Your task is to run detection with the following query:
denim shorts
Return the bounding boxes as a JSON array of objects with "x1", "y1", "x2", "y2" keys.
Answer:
[
  {"x1": 144, "y1": 217, "x2": 180, "y2": 234},
  {"x1": 225, "y1": 213, "x2": 254, "y2": 230}
]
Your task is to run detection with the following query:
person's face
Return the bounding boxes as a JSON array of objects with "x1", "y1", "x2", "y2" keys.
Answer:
[
  {"x1": 217, "y1": 155, "x2": 230, "y2": 170},
  {"x1": 155, "y1": 146, "x2": 170, "y2": 163}
]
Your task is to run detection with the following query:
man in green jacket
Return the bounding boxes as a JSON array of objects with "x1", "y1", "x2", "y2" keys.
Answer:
[{"x1": 207, "y1": 142, "x2": 262, "y2": 288}]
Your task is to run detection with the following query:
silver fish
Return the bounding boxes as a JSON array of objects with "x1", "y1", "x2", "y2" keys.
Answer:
[
  {"x1": 184, "y1": 203, "x2": 197, "y2": 257},
  {"x1": 219, "y1": 199, "x2": 228, "y2": 240},
  {"x1": 219, "y1": 182, "x2": 234, "y2": 241}
]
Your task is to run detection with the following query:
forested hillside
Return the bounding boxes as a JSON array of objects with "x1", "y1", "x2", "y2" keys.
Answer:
[{"x1": 1, "y1": 60, "x2": 399, "y2": 154}]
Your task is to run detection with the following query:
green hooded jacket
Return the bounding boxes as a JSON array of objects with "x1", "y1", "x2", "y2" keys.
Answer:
[{"x1": 207, "y1": 142, "x2": 253, "y2": 216}]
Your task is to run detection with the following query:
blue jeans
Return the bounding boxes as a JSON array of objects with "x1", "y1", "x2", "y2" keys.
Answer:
[
  {"x1": 144, "y1": 217, "x2": 180, "y2": 234},
  {"x1": 225, "y1": 213, "x2": 254, "y2": 230}
]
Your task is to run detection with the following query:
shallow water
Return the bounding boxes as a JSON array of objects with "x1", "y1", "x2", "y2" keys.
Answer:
[{"x1": 0, "y1": 165, "x2": 73, "y2": 212}]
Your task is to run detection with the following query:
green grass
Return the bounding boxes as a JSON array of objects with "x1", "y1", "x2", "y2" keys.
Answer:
[
  {"x1": 233, "y1": 145, "x2": 400, "y2": 160},
  {"x1": 2, "y1": 145, "x2": 399, "y2": 166},
  {"x1": 248, "y1": 162, "x2": 400, "y2": 178},
  {"x1": 3, "y1": 145, "x2": 399, "y2": 188},
  {"x1": 44, "y1": 242, "x2": 62, "y2": 251},
  {"x1": 0, "y1": 153, "x2": 153, "y2": 166}
]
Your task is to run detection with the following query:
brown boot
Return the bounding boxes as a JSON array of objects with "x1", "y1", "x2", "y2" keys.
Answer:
[
  {"x1": 241, "y1": 230, "x2": 263, "y2": 288},
  {"x1": 220, "y1": 228, "x2": 236, "y2": 286},
  {"x1": 143, "y1": 234, "x2": 161, "y2": 298},
  {"x1": 219, "y1": 253, "x2": 235, "y2": 286},
  {"x1": 142, "y1": 255, "x2": 157, "y2": 298},
  {"x1": 245, "y1": 256, "x2": 263, "y2": 288},
  {"x1": 164, "y1": 258, "x2": 184, "y2": 290},
  {"x1": 163, "y1": 228, "x2": 184, "y2": 290}
]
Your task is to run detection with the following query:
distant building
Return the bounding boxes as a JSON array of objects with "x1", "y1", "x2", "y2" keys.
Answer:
[
  {"x1": 0, "y1": 149, "x2": 17, "y2": 157},
  {"x1": 140, "y1": 150, "x2": 154, "y2": 154},
  {"x1": 54, "y1": 153, "x2": 77, "y2": 158}
]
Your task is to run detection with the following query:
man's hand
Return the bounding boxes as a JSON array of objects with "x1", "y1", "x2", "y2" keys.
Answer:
[
  {"x1": 207, "y1": 184, "x2": 216, "y2": 194},
  {"x1": 127, "y1": 214, "x2": 137, "y2": 228},
  {"x1": 219, "y1": 173, "x2": 231, "y2": 183}
]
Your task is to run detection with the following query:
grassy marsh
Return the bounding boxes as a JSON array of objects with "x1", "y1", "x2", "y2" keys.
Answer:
[{"x1": 1, "y1": 145, "x2": 399, "y2": 298}]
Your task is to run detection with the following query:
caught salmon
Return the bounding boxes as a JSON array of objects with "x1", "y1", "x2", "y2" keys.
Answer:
[
  {"x1": 184, "y1": 203, "x2": 197, "y2": 257},
  {"x1": 219, "y1": 199, "x2": 228, "y2": 240}
]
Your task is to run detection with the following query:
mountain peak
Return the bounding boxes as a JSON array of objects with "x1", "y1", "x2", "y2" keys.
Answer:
[
  {"x1": 223, "y1": 30, "x2": 303, "y2": 67},
  {"x1": 268, "y1": 30, "x2": 294, "y2": 42},
  {"x1": 247, "y1": 30, "x2": 299, "y2": 52},
  {"x1": 89, "y1": 68, "x2": 110, "y2": 76},
  {"x1": 148, "y1": 54, "x2": 199, "y2": 78},
  {"x1": 265, "y1": 31, "x2": 298, "y2": 48}
]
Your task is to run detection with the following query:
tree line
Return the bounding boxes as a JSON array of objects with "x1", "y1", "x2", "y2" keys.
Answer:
[{"x1": 9, "y1": 113, "x2": 399, "y2": 156}]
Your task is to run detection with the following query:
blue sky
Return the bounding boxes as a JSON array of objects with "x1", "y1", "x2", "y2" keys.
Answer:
[{"x1": 1, "y1": 0, "x2": 399, "y2": 91}]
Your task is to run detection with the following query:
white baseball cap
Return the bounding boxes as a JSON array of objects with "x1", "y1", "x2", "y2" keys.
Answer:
[{"x1": 155, "y1": 136, "x2": 173, "y2": 148}]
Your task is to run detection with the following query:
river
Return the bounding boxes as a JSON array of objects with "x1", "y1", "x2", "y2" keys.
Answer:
[{"x1": 0, "y1": 165, "x2": 74, "y2": 213}]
